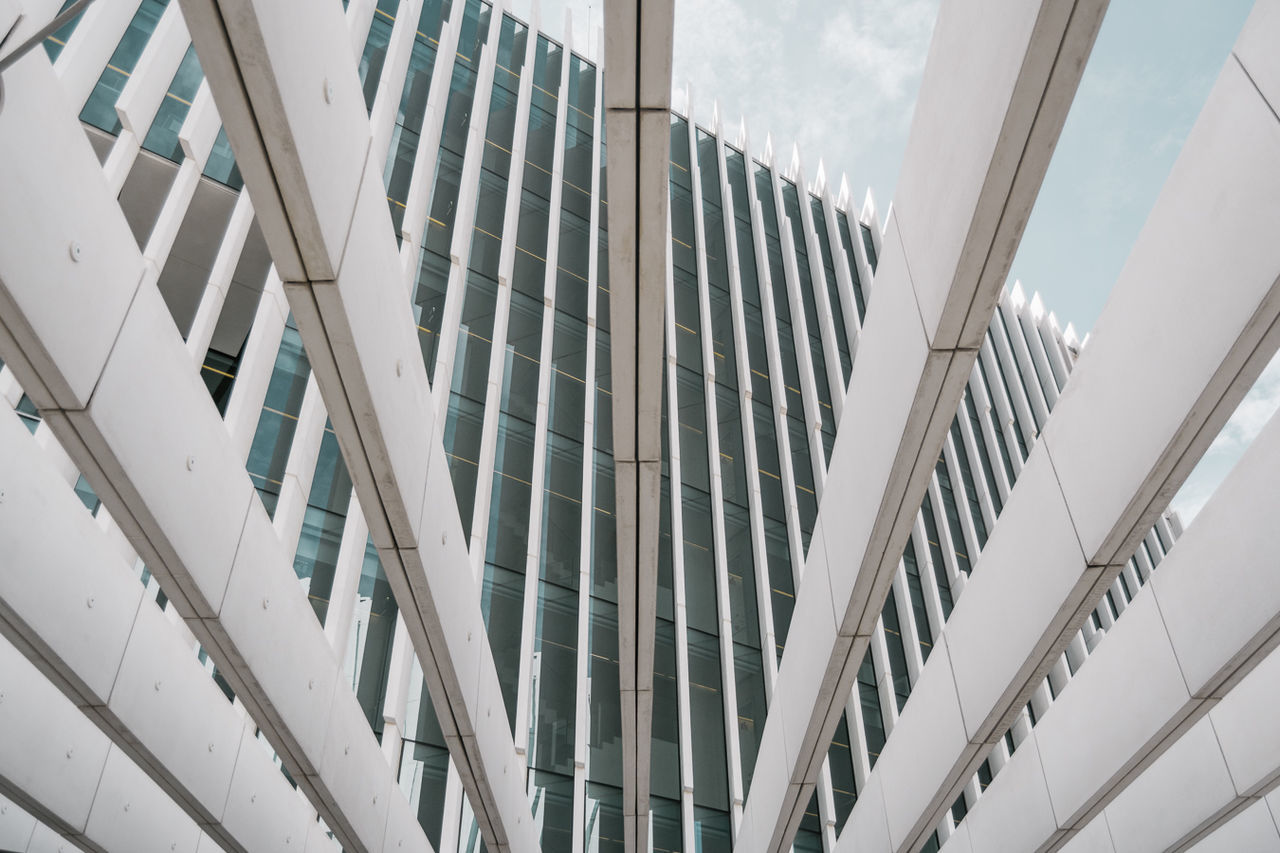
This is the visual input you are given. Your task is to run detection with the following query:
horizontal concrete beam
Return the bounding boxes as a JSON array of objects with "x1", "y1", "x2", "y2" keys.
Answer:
[
  {"x1": 0, "y1": 44, "x2": 424, "y2": 853},
  {"x1": 172, "y1": 0, "x2": 539, "y2": 849},
  {"x1": 839, "y1": 7, "x2": 1280, "y2": 848},
  {"x1": 735, "y1": 0, "x2": 1109, "y2": 850}
]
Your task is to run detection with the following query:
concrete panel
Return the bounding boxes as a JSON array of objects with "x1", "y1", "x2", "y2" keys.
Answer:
[
  {"x1": 187, "y1": 0, "x2": 367, "y2": 282},
  {"x1": 943, "y1": 441, "x2": 1088, "y2": 742},
  {"x1": 636, "y1": 108, "x2": 670, "y2": 464},
  {"x1": 894, "y1": 0, "x2": 1106, "y2": 350},
  {"x1": 876, "y1": 641, "x2": 971, "y2": 851},
  {"x1": 22, "y1": 822, "x2": 67, "y2": 853},
  {"x1": 1151, "y1": 414, "x2": 1280, "y2": 698},
  {"x1": 1042, "y1": 59, "x2": 1280, "y2": 565},
  {"x1": 965, "y1": 734, "x2": 1060, "y2": 853},
  {"x1": 1187, "y1": 799, "x2": 1280, "y2": 853},
  {"x1": 0, "y1": 795, "x2": 36, "y2": 852},
  {"x1": 1036, "y1": 592, "x2": 1192, "y2": 825},
  {"x1": 83, "y1": 747, "x2": 202, "y2": 853},
  {"x1": 221, "y1": 727, "x2": 320, "y2": 851},
  {"x1": 637, "y1": 2, "x2": 675, "y2": 110},
  {"x1": 772, "y1": 538, "x2": 848, "y2": 787},
  {"x1": 1235, "y1": 0, "x2": 1280, "y2": 112},
  {"x1": 82, "y1": 282, "x2": 255, "y2": 619},
  {"x1": 0, "y1": 411, "x2": 142, "y2": 706},
  {"x1": 1103, "y1": 718, "x2": 1237, "y2": 853},
  {"x1": 214, "y1": 499, "x2": 337, "y2": 777},
  {"x1": 0, "y1": 641, "x2": 111, "y2": 834},
  {"x1": 601, "y1": 1, "x2": 637, "y2": 110},
  {"x1": 1206, "y1": 647, "x2": 1280, "y2": 797},
  {"x1": 107, "y1": 599, "x2": 242, "y2": 823},
  {"x1": 379, "y1": 775, "x2": 423, "y2": 853},
  {"x1": 834, "y1": 772, "x2": 892, "y2": 853},
  {"x1": 818, "y1": 223, "x2": 929, "y2": 634},
  {"x1": 316, "y1": 682, "x2": 392, "y2": 852},
  {"x1": 0, "y1": 52, "x2": 145, "y2": 409}
]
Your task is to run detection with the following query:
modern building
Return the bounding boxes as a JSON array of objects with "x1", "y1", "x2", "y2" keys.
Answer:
[{"x1": 2, "y1": 1, "x2": 1280, "y2": 853}]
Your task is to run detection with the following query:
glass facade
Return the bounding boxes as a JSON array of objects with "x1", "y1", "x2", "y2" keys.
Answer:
[{"x1": 3, "y1": 2, "x2": 1184, "y2": 851}]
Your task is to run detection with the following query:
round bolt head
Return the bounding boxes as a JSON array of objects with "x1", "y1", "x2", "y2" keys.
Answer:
[
  {"x1": 208, "y1": 742, "x2": 214, "y2": 752},
  {"x1": 86, "y1": 596, "x2": 95, "y2": 608},
  {"x1": 262, "y1": 598, "x2": 270, "y2": 610},
  {"x1": 68, "y1": 241, "x2": 82, "y2": 262},
  {"x1": 154, "y1": 680, "x2": 162, "y2": 691},
  {"x1": 186, "y1": 455, "x2": 196, "y2": 471},
  {"x1": 323, "y1": 80, "x2": 334, "y2": 103}
]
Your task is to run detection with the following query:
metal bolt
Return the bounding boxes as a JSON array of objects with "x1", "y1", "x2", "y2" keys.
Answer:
[
  {"x1": 86, "y1": 596, "x2": 95, "y2": 609},
  {"x1": 66, "y1": 748, "x2": 73, "y2": 759},
  {"x1": 186, "y1": 455, "x2": 196, "y2": 471},
  {"x1": 372, "y1": 795, "x2": 378, "y2": 805},
  {"x1": 208, "y1": 742, "x2": 215, "y2": 753},
  {"x1": 154, "y1": 680, "x2": 162, "y2": 691},
  {"x1": 262, "y1": 598, "x2": 270, "y2": 610},
  {"x1": 68, "y1": 241, "x2": 82, "y2": 262},
  {"x1": 441, "y1": 531, "x2": 447, "y2": 546},
  {"x1": 308, "y1": 678, "x2": 315, "y2": 690},
  {"x1": 395, "y1": 359, "x2": 403, "y2": 377},
  {"x1": 323, "y1": 79, "x2": 334, "y2": 103}
]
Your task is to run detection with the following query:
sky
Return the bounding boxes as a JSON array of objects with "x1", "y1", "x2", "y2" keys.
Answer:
[{"x1": 515, "y1": 0, "x2": 1272, "y2": 521}]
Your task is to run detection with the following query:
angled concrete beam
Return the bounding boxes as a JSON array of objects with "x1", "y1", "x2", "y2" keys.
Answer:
[
  {"x1": 0, "y1": 408, "x2": 338, "y2": 853},
  {"x1": 0, "y1": 45, "x2": 424, "y2": 853},
  {"x1": 602, "y1": 2, "x2": 674, "y2": 852},
  {"x1": 734, "y1": 0, "x2": 1108, "y2": 850},
  {"x1": 949, "y1": 403, "x2": 1280, "y2": 851},
  {"x1": 1047, "y1": 650, "x2": 1280, "y2": 853},
  {"x1": 839, "y1": 7, "x2": 1280, "y2": 849},
  {"x1": 0, "y1": 636, "x2": 217, "y2": 853},
  {"x1": 172, "y1": 0, "x2": 539, "y2": 849}
]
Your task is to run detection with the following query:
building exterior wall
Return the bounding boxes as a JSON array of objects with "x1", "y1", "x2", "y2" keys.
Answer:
[{"x1": 0, "y1": 1, "x2": 1182, "y2": 852}]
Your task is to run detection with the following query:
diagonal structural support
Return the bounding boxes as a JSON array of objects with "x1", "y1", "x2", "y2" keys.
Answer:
[
  {"x1": 1045, "y1": 652, "x2": 1280, "y2": 853},
  {"x1": 733, "y1": 1, "x2": 1110, "y2": 850},
  {"x1": 173, "y1": 0, "x2": 541, "y2": 849},
  {"x1": 602, "y1": 2, "x2": 674, "y2": 851},
  {"x1": 839, "y1": 4, "x2": 1280, "y2": 847},
  {"x1": 0, "y1": 40, "x2": 423, "y2": 853},
  {"x1": 0, "y1": 408, "x2": 339, "y2": 853},
  {"x1": 947, "y1": 400, "x2": 1280, "y2": 852},
  {"x1": 0, "y1": 636, "x2": 225, "y2": 853}
]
